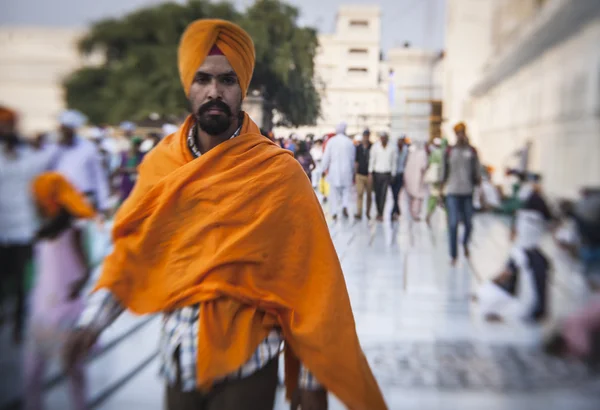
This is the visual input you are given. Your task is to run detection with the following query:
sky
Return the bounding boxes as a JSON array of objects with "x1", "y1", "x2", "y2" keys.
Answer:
[{"x1": 1, "y1": 0, "x2": 446, "y2": 52}]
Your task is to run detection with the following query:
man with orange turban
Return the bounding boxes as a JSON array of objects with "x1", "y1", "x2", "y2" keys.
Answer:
[
  {"x1": 64, "y1": 19, "x2": 386, "y2": 410},
  {"x1": 443, "y1": 122, "x2": 481, "y2": 265}
]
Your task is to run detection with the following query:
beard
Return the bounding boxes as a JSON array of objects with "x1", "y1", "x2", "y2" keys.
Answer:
[{"x1": 195, "y1": 100, "x2": 235, "y2": 136}]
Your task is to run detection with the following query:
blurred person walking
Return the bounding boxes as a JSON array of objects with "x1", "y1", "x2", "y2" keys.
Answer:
[
  {"x1": 62, "y1": 20, "x2": 385, "y2": 410},
  {"x1": 424, "y1": 137, "x2": 447, "y2": 225},
  {"x1": 309, "y1": 137, "x2": 324, "y2": 189},
  {"x1": 354, "y1": 129, "x2": 372, "y2": 220},
  {"x1": 322, "y1": 122, "x2": 356, "y2": 220},
  {"x1": 390, "y1": 136, "x2": 408, "y2": 221},
  {"x1": 403, "y1": 142, "x2": 428, "y2": 221},
  {"x1": 24, "y1": 173, "x2": 96, "y2": 410},
  {"x1": 294, "y1": 141, "x2": 315, "y2": 182},
  {"x1": 368, "y1": 132, "x2": 397, "y2": 222},
  {"x1": 0, "y1": 107, "x2": 54, "y2": 343},
  {"x1": 443, "y1": 122, "x2": 481, "y2": 265}
]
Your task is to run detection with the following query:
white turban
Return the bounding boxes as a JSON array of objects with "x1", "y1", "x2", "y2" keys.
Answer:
[
  {"x1": 162, "y1": 123, "x2": 178, "y2": 137},
  {"x1": 88, "y1": 127, "x2": 104, "y2": 141},
  {"x1": 335, "y1": 122, "x2": 347, "y2": 135},
  {"x1": 120, "y1": 121, "x2": 136, "y2": 132},
  {"x1": 59, "y1": 110, "x2": 87, "y2": 129}
]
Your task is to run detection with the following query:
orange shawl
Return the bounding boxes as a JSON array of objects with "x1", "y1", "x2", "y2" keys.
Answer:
[{"x1": 95, "y1": 113, "x2": 386, "y2": 410}]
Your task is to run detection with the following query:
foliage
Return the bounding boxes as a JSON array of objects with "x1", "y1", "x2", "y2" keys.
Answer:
[{"x1": 64, "y1": 0, "x2": 320, "y2": 127}]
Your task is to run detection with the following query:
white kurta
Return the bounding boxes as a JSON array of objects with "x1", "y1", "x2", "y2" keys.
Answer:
[{"x1": 321, "y1": 134, "x2": 355, "y2": 188}]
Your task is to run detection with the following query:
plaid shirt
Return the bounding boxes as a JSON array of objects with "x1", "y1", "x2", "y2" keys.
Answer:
[{"x1": 78, "y1": 118, "x2": 322, "y2": 391}]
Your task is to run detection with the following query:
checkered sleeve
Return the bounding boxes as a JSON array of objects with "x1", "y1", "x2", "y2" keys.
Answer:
[
  {"x1": 299, "y1": 364, "x2": 324, "y2": 390},
  {"x1": 76, "y1": 288, "x2": 125, "y2": 331}
]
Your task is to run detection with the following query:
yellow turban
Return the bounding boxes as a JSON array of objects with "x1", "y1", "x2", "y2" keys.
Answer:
[
  {"x1": 178, "y1": 19, "x2": 255, "y2": 98},
  {"x1": 454, "y1": 122, "x2": 466, "y2": 133},
  {"x1": 32, "y1": 172, "x2": 96, "y2": 219}
]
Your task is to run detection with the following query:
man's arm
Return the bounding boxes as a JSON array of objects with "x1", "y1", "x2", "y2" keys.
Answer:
[
  {"x1": 368, "y1": 144, "x2": 376, "y2": 174},
  {"x1": 77, "y1": 289, "x2": 125, "y2": 331},
  {"x1": 391, "y1": 147, "x2": 398, "y2": 177},
  {"x1": 442, "y1": 148, "x2": 450, "y2": 184},
  {"x1": 321, "y1": 142, "x2": 331, "y2": 175},
  {"x1": 472, "y1": 147, "x2": 482, "y2": 185}
]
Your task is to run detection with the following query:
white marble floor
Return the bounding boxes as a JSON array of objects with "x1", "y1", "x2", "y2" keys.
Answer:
[{"x1": 1, "y1": 204, "x2": 598, "y2": 410}]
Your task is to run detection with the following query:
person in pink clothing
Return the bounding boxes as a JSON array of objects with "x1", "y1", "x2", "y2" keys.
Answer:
[
  {"x1": 24, "y1": 172, "x2": 96, "y2": 410},
  {"x1": 403, "y1": 143, "x2": 429, "y2": 221}
]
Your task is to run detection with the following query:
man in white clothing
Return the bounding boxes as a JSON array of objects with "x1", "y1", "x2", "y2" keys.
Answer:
[
  {"x1": 54, "y1": 110, "x2": 111, "y2": 216},
  {"x1": 368, "y1": 132, "x2": 397, "y2": 221},
  {"x1": 321, "y1": 122, "x2": 356, "y2": 220}
]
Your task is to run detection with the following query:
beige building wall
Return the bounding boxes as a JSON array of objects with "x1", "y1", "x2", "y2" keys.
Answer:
[
  {"x1": 0, "y1": 27, "x2": 95, "y2": 136},
  {"x1": 445, "y1": 0, "x2": 600, "y2": 198},
  {"x1": 387, "y1": 47, "x2": 442, "y2": 142},
  {"x1": 274, "y1": 5, "x2": 390, "y2": 138}
]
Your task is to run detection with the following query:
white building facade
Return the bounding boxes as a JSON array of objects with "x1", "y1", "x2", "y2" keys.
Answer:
[
  {"x1": 444, "y1": 0, "x2": 600, "y2": 198},
  {"x1": 0, "y1": 27, "x2": 94, "y2": 135}
]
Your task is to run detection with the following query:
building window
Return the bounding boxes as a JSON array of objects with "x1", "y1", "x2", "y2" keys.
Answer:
[
  {"x1": 348, "y1": 48, "x2": 368, "y2": 55},
  {"x1": 349, "y1": 20, "x2": 369, "y2": 28},
  {"x1": 348, "y1": 67, "x2": 368, "y2": 74}
]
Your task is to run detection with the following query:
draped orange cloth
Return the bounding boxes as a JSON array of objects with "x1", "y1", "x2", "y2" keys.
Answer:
[
  {"x1": 178, "y1": 19, "x2": 255, "y2": 98},
  {"x1": 94, "y1": 113, "x2": 387, "y2": 410},
  {"x1": 32, "y1": 172, "x2": 96, "y2": 219}
]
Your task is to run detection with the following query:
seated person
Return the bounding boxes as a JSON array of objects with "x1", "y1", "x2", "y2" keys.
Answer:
[{"x1": 477, "y1": 184, "x2": 553, "y2": 323}]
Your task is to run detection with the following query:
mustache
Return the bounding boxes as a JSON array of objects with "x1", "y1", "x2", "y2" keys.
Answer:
[{"x1": 197, "y1": 100, "x2": 232, "y2": 117}]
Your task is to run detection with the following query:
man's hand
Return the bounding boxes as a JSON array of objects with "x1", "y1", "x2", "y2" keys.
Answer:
[
  {"x1": 368, "y1": 173, "x2": 373, "y2": 187},
  {"x1": 62, "y1": 327, "x2": 100, "y2": 371},
  {"x1": 290, "y1": 389, "x2": 328, "y2": 410}
]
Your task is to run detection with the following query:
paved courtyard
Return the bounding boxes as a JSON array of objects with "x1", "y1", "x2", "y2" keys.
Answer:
[{"x1": 1, "y1": 203, "x2": 598, "y2": 409}]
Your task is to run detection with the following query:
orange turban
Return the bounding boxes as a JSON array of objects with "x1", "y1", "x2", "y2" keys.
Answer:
[
  {"x1": 454, "y1": 122, "x2": 466, "y2": 133},
  {"x1": 32, "y1": 172, "x2": 96, "y2": 219},
  {"x1": 0, "y1": 105, "x2": 17, "y2": 126},
  {"x1": 178, "y1": 19, "x2": 255, "y2": 98}
]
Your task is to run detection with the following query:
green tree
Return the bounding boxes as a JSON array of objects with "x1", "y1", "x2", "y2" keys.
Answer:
[{"x1": 64, "y1": 0, "x2": 320, "y2": 127}]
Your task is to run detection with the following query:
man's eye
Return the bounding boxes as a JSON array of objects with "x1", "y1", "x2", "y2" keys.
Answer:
[
  {"x1": 194, "y1": 75, "x2": 211, "y2": 84},
  {"x1": 220, "y1": 76, "x2": 237, "y2": 85}
]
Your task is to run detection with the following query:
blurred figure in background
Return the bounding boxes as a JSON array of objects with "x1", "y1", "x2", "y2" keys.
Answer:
[
  {"x1": 403, "y1": 141, "x2": 428, "y2": 221},
  {"x1": 390, "y1": 136, "x2": 408, "y2": 221},
  {"x1": 322, "y1": 122, "x2": 355, "y2": 220},
  {"x1": 117, "y1": 121, "x2": 137, "y2": 152},
  {"x1": 30, "y1": 133, "x2": 48, "y2": 152},
  {"x1": 54, "y1": 110, "x2": 110, "y2": 216},
  {"x1": 443, "y1": 122, "x2": 481, "y2": 265},
  {"x1": 368, "y1": 132, "x2": 397, "y2": 222},
  {"x1": 25, "y1": 173, "x2": 96, "y2": 410},
  {"x1": 309, "y1": 137, "x2": 324, "y2": 190},
  {"x1": 424, "y1": 137, "x2": 447, "y2": 226},
  {"x1": 354, "y1": 129, "x2": 372, "y2": 220},
  {"x1": 140, "y1": 132, "x2": 162, "y2": 153},
  {"x1": 477, "y1": 178, "x2": 553, "y2": 323},
  {"x1": 118, "y1": 136, "x2": 145, "y2": 204},
  {"x1": 294, "y1": 141, "x2": 315, "y2": 182},
  {"x1": 0, "y1": 106, "x2": 53, "y2": 343}
]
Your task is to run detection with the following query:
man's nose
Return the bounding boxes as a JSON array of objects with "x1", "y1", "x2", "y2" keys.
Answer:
[{"x1": 206, "y1": 79, "x2": 222, "y2": 100}]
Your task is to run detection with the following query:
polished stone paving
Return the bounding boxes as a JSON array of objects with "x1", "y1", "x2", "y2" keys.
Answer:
[{"x1": 1, "y1": 196, "x2": 599, "y2": 409}]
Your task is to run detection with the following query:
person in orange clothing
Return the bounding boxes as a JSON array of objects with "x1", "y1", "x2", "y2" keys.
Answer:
[
  {"x1": 26, "y1": 173, "x2": 96, "y2": 410},
  {"x1": 63, "y1": 19, "x2": 386, "y2": 410}
]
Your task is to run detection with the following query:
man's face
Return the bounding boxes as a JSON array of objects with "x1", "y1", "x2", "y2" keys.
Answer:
[
  {"x1": 381, "y1": 135, "x2": 389, "y2": 146},
  {"x1": 397, "y1": 138, "x2": 405, "y2": 149},
  {"x1": 362, "y1": 133, "x2": 370, "y2": 144},
  {"x1": 0, "y1": 120, "x2": 15, "y2": 141},
  {"x1": 59, "y1": 125, "x2": 75, "y2": 143},
  {"x1": 189, "y1": 55, "x2": 242, "y2": 136},
  {"x1": 455, "y1": 130, "x2": 467, "y2": 143}
]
